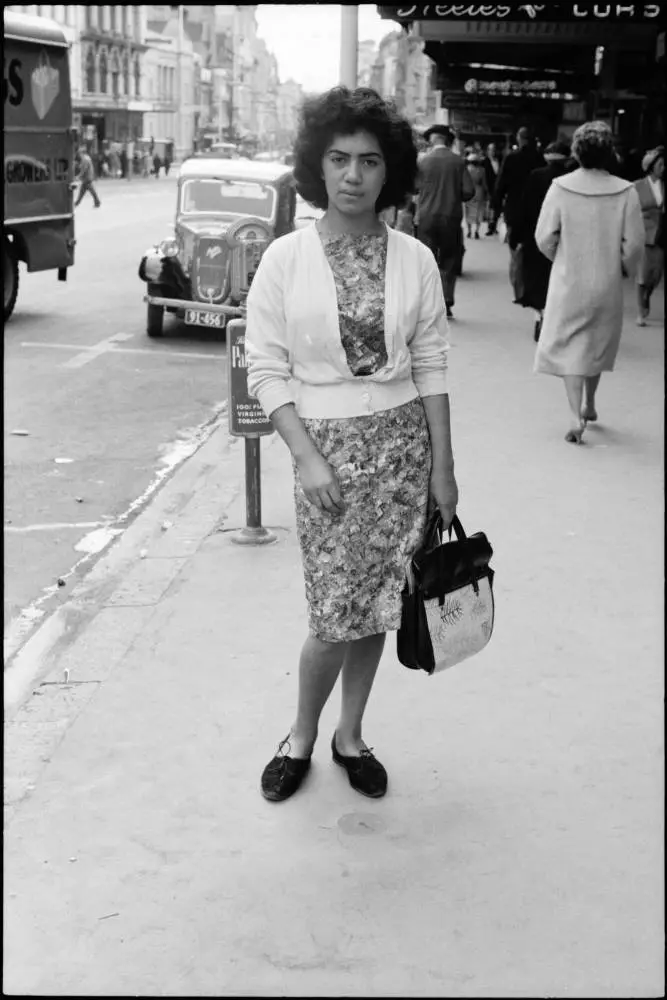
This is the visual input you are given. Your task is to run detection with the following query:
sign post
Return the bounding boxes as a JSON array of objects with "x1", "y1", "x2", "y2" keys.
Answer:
[{"x1": 227, "y1": 317, "x2": 277, "y2": 546}]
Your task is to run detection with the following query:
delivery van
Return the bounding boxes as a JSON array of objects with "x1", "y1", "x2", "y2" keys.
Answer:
[{"x1": 3, "y1": 9, "x2": 76, "y2": 320}]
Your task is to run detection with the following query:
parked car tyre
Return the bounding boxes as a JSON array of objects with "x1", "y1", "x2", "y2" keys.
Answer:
[
  {"x1": 147, "y1": 303, "x2": 164, "y2": 337},
  {"x1": 4, "y1": 238, "x2": 19, "y2": 321}
]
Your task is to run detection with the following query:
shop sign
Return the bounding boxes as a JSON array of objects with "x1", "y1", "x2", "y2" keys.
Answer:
[
  {"x1": 379, "y1": 4, "x2": 662, "y2": 22},
  {"x1": 464, "y1": 78, "x2": 558, "y2": 93},
  {"x1": 227, "y1": 319, "x2": 274, "y2": 438}
]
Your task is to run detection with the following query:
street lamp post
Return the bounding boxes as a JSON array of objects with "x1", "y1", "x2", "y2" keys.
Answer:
[
  {"x1": 176, "y1": 4, "x2": 184, "y2": 160},
  {"x1": 339, "y1": 6, "x2": 358, "y2": 89}
]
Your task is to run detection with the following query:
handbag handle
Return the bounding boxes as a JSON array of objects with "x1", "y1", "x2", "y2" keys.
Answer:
[
  {"x1": 423, "y1": 510, "x2": 467, "y2": 553},
  {"x1": 420, "y1": 510, "x2": 483, "y2": 594}
]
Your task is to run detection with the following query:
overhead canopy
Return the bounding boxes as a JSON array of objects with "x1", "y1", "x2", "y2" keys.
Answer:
[{"x1": 377, "y1": 4, "x2": 662, "y2": 48}]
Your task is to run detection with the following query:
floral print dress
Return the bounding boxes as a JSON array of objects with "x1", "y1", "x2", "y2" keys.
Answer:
[{"x1": 293, "y1": 231, "x2": 432, "y2": 643}]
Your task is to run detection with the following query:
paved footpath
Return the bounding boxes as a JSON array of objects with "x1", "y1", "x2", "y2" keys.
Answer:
[{"x1": 4, "y1": 235, "x2": 663, "y2": 998}]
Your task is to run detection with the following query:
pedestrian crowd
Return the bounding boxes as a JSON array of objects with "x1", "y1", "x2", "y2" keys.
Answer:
[
  {"x1": 73, "y1": 137, "x2": 175, "y2": 208},
  {"x1": 242, "y1": 85, "x2": 663, "y2": 805}
]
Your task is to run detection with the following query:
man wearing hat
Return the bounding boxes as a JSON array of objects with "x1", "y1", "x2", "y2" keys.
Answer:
[
  {"x1": 492, "y1": 126, "x2": 545, "y2": 300},
  {"x1": 416, "y1": 124, "x2": 475, "y2": 318},
  {"x1": 511, "y1": 140, "x2": 572, "y2": 341},
  {"x1": 634, "y1": 148, "x2": 664, "y2": 326}
]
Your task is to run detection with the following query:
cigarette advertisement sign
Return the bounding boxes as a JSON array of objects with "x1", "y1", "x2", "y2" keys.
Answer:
[{"x1": 227, "y1": 319, "x2": 274, "y2": 437}]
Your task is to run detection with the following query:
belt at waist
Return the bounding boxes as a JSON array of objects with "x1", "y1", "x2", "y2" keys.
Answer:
[{"x1": 295, "y1": 378, "x2": 418, "y2": 419}]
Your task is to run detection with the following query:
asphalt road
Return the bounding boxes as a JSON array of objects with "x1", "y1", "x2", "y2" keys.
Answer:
[{"x1": 6, "y1": 173, "x2": 293, "y2": 653}]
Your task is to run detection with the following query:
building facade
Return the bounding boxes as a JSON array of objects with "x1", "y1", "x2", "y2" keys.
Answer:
[
  {"x1": 5, "y1": 5, "x2": 305, "y2": 158},
  {"x1": 6, "y1": 4, "x2": 150, "y2": 150},
  {"x1": 372, "y1": 29, "x2": 436, "y2": 123},
  {"x1": 276, "y1": 79, "x2": 305, "y2": 150}
]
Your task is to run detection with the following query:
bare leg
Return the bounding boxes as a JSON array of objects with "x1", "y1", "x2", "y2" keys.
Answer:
[
  {"x1": 335, "y1": 633, "x2": 386, "y2": 756},
  {"x1": 289, "y1": 635, "x2": 347, "y2": 758},
  {"x1": 563, "y1": 375, "x2": 586, "y2": 441},
  {"x1": 583, "y1": 374, "x2": 601, "y2": 421}
]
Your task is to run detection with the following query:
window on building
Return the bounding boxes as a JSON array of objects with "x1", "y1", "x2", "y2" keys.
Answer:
[
  {"x1": 123, "y1": 52, "x2": 130, "y2": 97},
  {"x1": 122, "y1": 6, "x2": 130, "y2": 37},
  {"x1": 86, "y1": 7, "x2": 97, "y2": 30},
  {"x1": 134, "y1": 56, "x2": 141, "y2": 99},
  {"x1": 85, "y1": 47, "x2": 96, "y2": 93},
  {"x1": 134, "y1": 7, "x2": 141, "y2": 42},
  {"x1": 111, "y1": 52, "x2": 120, "y2": 98},
  {"x1": 110, "y1": 7, "x2": 117, "y2": 33},
  {"x1": 101, "y1": 6, "x2": 110, "y2": 32},
  {"x1": 99, "y1": 49, "x2": 108, "y2": 94}
]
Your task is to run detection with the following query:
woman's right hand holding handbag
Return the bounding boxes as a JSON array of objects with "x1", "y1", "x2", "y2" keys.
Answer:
[{"x1": 429, "y1": 463, "x2": 458, "y2": 530}]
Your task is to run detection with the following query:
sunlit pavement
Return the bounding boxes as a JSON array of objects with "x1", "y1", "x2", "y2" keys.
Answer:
[{"x1": 4, "y1": 233, "x2": 663, "y2": 997}]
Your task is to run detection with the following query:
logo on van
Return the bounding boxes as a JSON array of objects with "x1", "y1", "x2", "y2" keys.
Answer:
[{"x1": 31, "y1": 51, "x2": 60, "y2": 120}]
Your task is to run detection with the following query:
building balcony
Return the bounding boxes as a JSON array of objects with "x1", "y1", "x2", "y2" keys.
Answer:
[{"x1": 80, "y1": 26, "x2": 148, "y2": 52}]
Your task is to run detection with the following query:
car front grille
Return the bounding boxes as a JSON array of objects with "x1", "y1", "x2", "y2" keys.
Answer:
[{"x1": 191, "y1": 237, "x2": 230, "y2": 303}]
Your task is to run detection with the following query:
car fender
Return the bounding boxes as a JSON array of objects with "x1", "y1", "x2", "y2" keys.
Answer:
[{"x1": 138, "y1": 248, "x2": 164, "y2": 283}]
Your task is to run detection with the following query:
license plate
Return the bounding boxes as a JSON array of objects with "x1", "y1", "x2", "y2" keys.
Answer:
[{"x1": 185, "y1": 309, "x2": 224, "y2": 328}]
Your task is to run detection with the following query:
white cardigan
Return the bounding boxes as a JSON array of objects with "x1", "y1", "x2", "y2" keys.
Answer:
[{"x1": 245, "y1": 222, "x2": 449, "y2": 420}]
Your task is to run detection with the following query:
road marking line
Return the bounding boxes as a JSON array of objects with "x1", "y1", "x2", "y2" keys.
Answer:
[
  {"x1": 20, "y1": 341, "x2": 225, "y2": 362},
  {"x1": 60, "y1": 331, "x2": 134, "y2": 369},
  {"x1": 6, "y1": 522, "x2": 109, "y2": 533}
]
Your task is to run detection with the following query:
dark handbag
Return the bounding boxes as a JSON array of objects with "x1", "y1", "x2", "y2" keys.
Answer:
[{"x1": 397, "y1": 512, "x2": 495, "y2": 675}]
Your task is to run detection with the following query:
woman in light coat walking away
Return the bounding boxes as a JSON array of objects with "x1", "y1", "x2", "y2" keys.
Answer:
[
  {"x1": 534, "y1": 121, "x2": 644, "y2": 443},
  {"x1": 634, "y1": 148, "x2": 664, "y2": 326}
]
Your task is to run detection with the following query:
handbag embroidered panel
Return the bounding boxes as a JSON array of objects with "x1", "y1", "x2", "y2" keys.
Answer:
[{"x1": 424, "y1": 577, "x2": 494, "y2": 673}]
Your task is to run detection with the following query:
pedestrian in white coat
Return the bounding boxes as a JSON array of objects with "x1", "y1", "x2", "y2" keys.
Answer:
[
  {"x1": 634, "y1": 148, "x2": 664, "y2": 326},
  {"x1": 533, "y1": 121, "x2": 644, "y2": 444}
]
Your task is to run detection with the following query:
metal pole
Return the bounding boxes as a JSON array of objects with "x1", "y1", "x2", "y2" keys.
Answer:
[
  {"x1": 230, "y1": 437, "x2": 277, "y2": 545},
  {"x1": 339, "y1": 6, "x2": 358, "y2": 89},
  {"x1": 175, "y1": 5, "x2": 183, "y2": 160},
  {"x1": 245, "y1": 437, "x2": 261, "y2": 529}
]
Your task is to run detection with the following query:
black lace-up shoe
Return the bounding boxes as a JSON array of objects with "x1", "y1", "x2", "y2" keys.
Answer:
[
  {"x1": 261, "y1": 735, "x2": 312, "y2": 802},
  {"x1": 331, "y1": 733, "x2": 387, "y2": 798}
]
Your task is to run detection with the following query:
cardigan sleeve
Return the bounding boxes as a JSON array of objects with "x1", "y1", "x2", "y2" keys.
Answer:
[
  {"x1": 407, "y1": 247, "x2": 449, "y2": 397},
  {"x1": 245, "y1": 240, "x2": 294, "y2": 419},
  {"x1": 535, "y1": 182, "x2": 561, "y2": 262}
]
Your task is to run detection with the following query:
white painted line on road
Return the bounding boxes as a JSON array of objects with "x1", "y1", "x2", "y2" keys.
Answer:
[
  {"x1": 61, "y1": 331, "x2": 135, "y2": 369},
  {"x1": 21, "y1": 341, "x2": 224, "y2": 363},
  {"x1": 5, "y1": 522, "x2": 108, "y2": 533}
]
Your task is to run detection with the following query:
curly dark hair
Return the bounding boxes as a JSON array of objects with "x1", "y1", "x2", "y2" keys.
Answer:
[{"x1": 293, "y1": 86, "x2": 418, "y2": 212}]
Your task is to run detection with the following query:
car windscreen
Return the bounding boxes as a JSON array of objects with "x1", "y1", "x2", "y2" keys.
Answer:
[{"x1": 181, "y1": 179, "x2": 275, "y2": 219}]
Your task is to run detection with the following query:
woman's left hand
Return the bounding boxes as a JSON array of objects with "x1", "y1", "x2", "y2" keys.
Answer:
[{"x1": 429, "y1": 466, "x2": 458, "y2": 528}]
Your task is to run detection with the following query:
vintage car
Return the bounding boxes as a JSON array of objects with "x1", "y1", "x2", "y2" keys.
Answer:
[{"x1": 138, "y1": 157, "x2": 300, "y2": 337}]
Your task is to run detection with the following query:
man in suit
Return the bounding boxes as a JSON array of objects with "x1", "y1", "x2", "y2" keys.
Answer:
[
  {"x1": 492, "y1": 126, "x2": 545, "y2": 300},
  {"x1": 511, "y1": 140, "x2": 572, "y2": 341},
  {"x1": 492, "y1": 126, "x2": 545, "y2": 243},
  {"x1": 416, "y1": 124, "x2": 474, "y2": 319}
]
